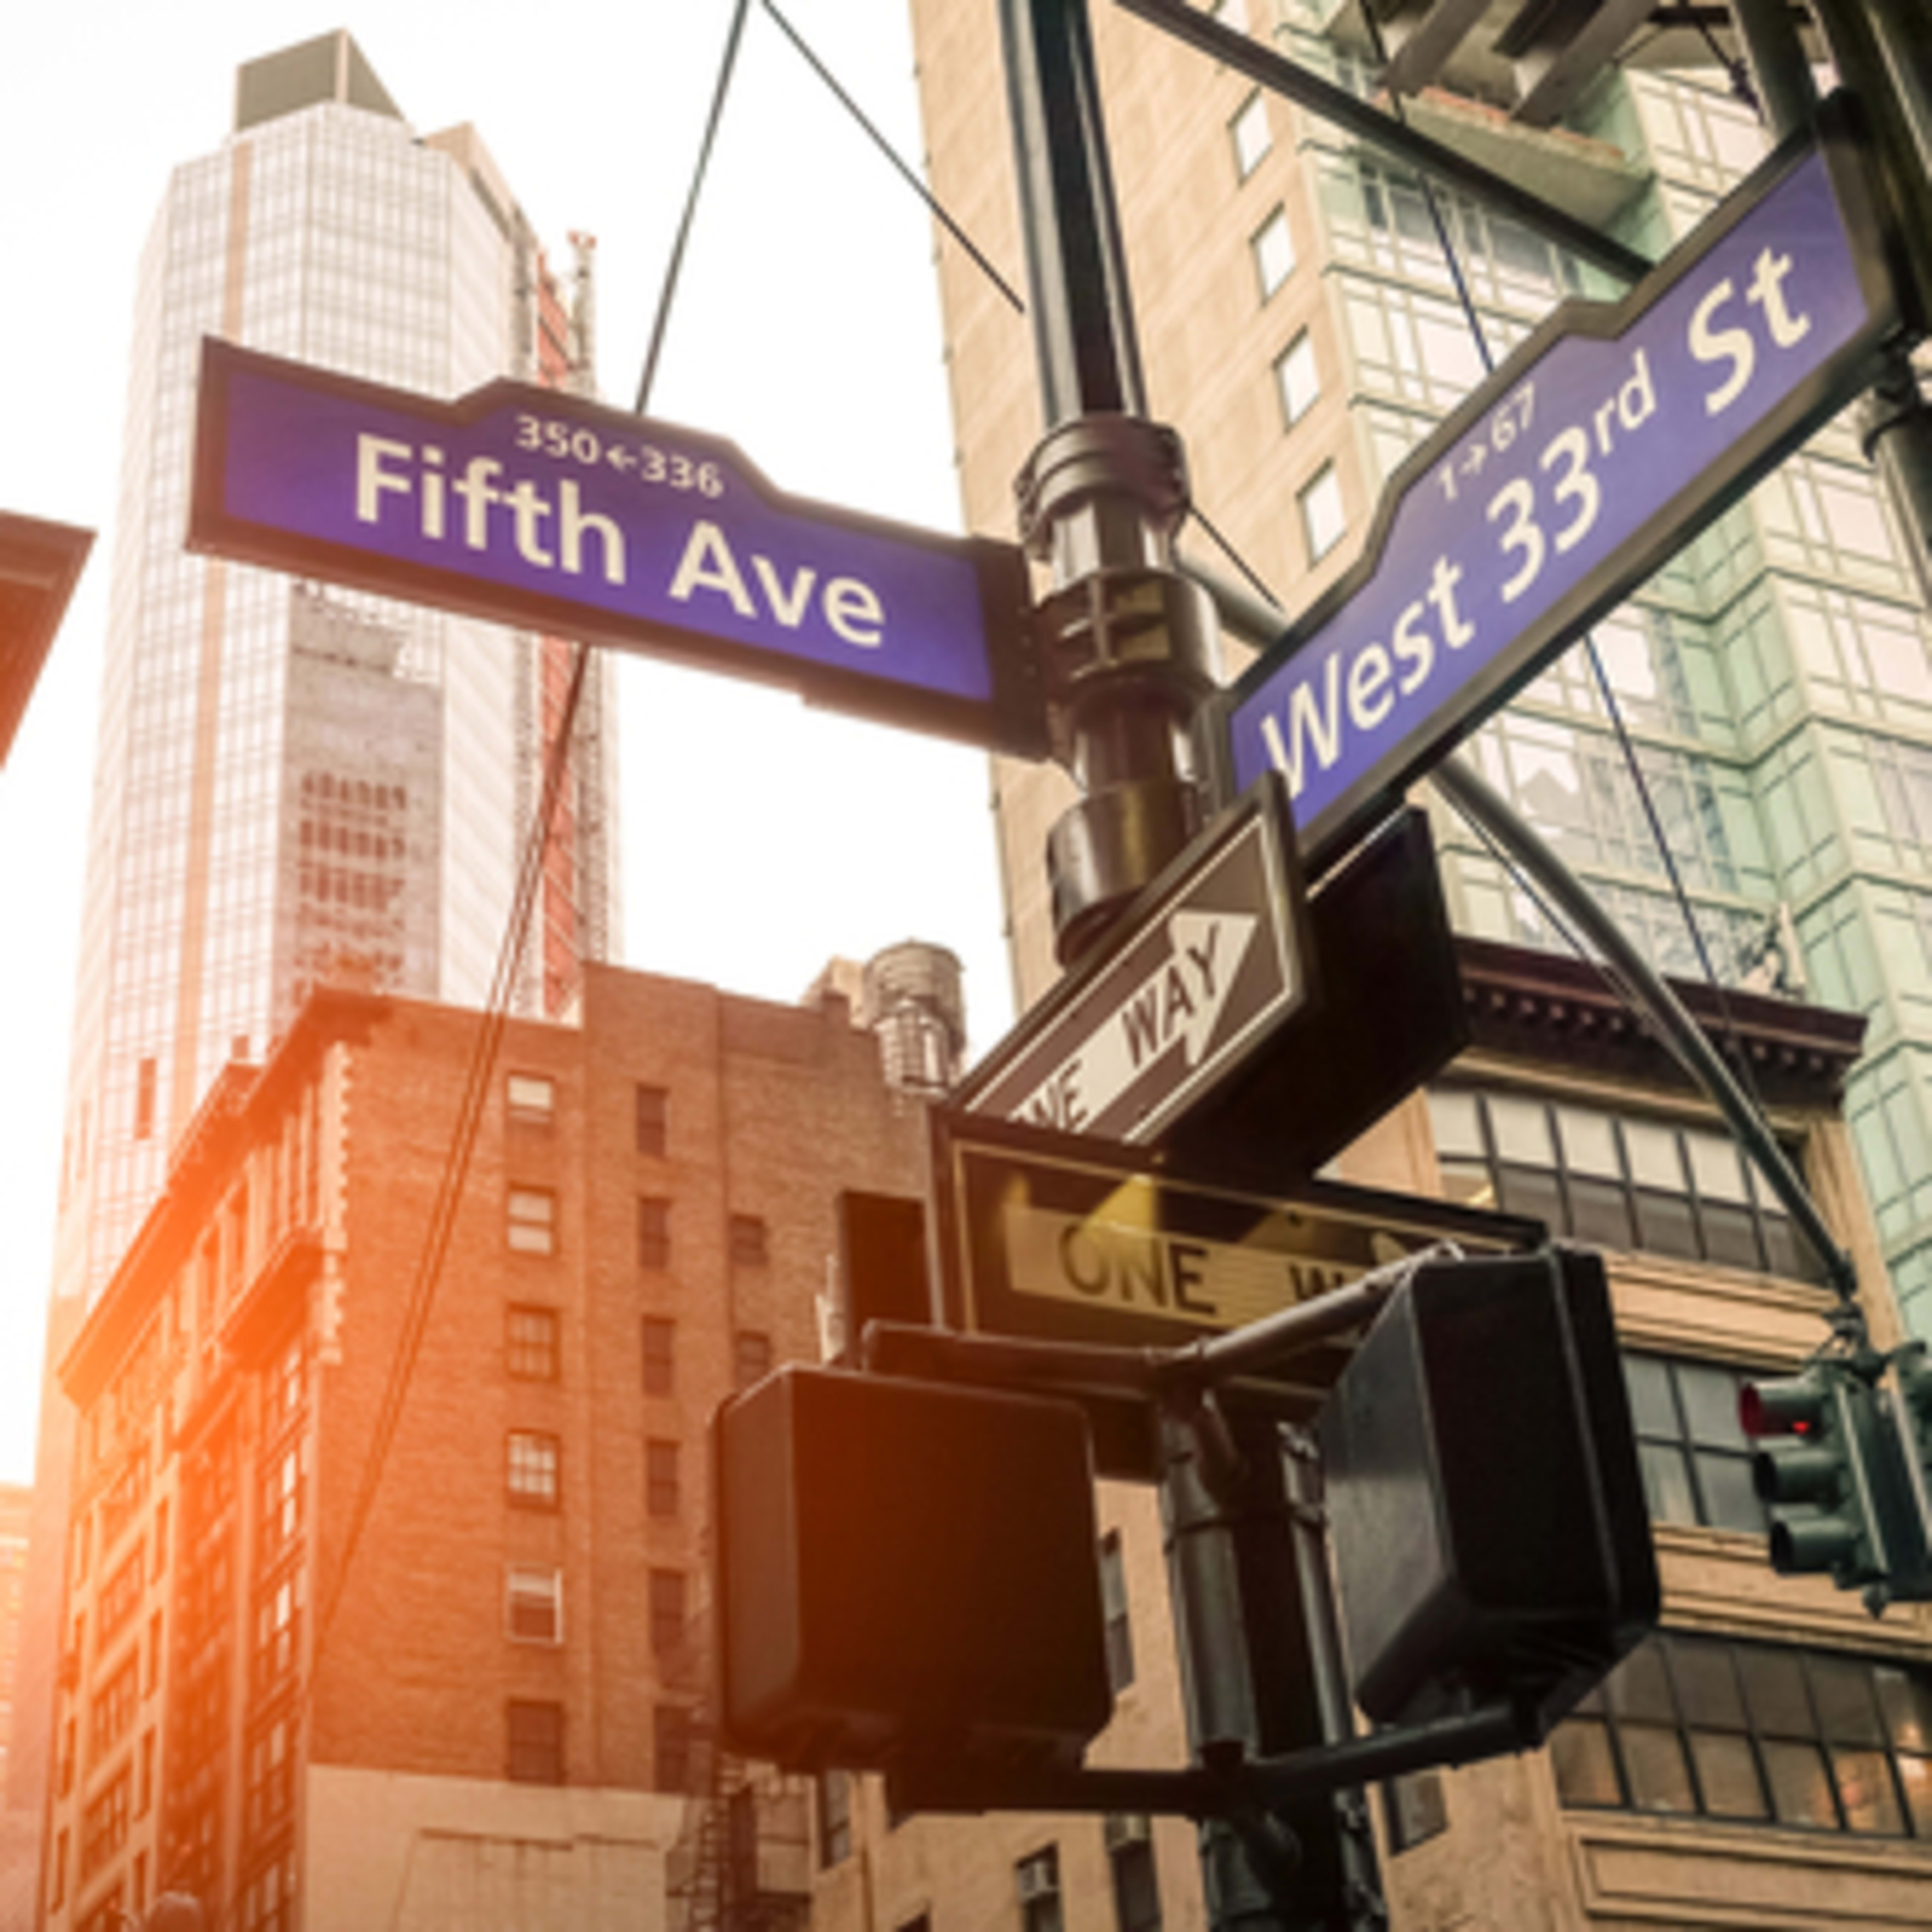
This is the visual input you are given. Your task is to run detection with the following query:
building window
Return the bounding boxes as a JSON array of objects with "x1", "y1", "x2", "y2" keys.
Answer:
[
  {"x1": 507, "y1": 1700, "x2": 565, "y2": 1784},
  {"x1": 259, "y1": 1441, "x2": 303, "y2": 1568},
  {"x1": 1100, "y1": 1530, "x2": 1135, "y2": 1693},
  {"x1": 507, "y1": 1565, "x2": 563, "y2": 1644},
  {"x1": 1275, "y1": 331, "x2": 1319, "y2": 425},
  {"x1": 507, "y1": 1072, "x2": 554, "y2": 1121},
  {"x1": 89, "y1": 1653, "x2": 140, "y2": 1767},
  {"x1": 1105, "y1": 1816, "x2": 1161, "y2": 1932},
  {"x1": 730, "y1": 1214, "x2": 769, "y2": 1267},
  {"x1": 507, "y1": 1304, "x2": 560, "y2": 1381},
  {"x1": 636, "y1": 1084, "x2": 668, "y2": 1158},
  {"x1": 80, "y1": 1766, "x2": 132, "y2": 1884},
  {"x1": 47, "y1": 1830, "x2": 65, "y2": 1913},
  {"x1": 647, "y1": 1438, "x2": 681, "y2": 1518},
  {"x1": 1381, "y1": 1769, "x2": 1448, "y2": 1852},
  {"x1": 237, "y1": 1847, "x2": 294, "y2": 1932},
  {"x1": 99, "y1": 1545, "x2": 144, "y2": 1646},
  {"x1": 650, "y1": 1568, "x2": 688, "y2": 1656},
  {"x1": 508, "y1": 1186, "x2": 556, "y2": 1256},
  {"x1": 1230, "y1": 92, "x2": 1270, "y2": 179},
  {"x1": 134, "y1": 1058, "x2": 156, "y2": 1141},
  {"x1": 507, "y1": 1430, "x2": 560, "y2": 1508},
  {"x1": 244, "y1": 1713, "x2": 294, "y2": 1839},
  {"x1": 734, "y1": 1331, "x2": 773, "y2": 1389},
  {"x1": 1252, "y1": 206, "x2": 1295, "y2": 298},
  {"x1": 642, "y1": 1316, "x2": 675, "y2": 1396},
  {"x1": 819, "y1": 1767, "x2": 853, "y2": 1865},
  {"x1": 1299, "y1": 463, "x2": 1345, "y2": 561},
  {"x1": 1426, "y1": 1087, "x2": 1821, "y2": 1282},
  {"x1": 1553, "y1": 1632, "x2": 1932, "y2": 1836},
  {"x1": 253, "y1": 1574, "x2": 301, "y2": 1697},
  {"x1": 638, "y1": 1195, "x2": 671, "y2": 1270},
  {"x1": 1017, "y1": 1845, "x2": 1064, "y2": 1932},
  {"x1": 1624, "y1": 1352, "x2": 1765, "y2": 1534},
  {"x1": 654, "y1": 1704, "x2": 694, "y2": 1794}
]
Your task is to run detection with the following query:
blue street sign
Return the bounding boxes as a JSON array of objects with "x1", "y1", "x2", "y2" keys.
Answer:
[
  {"x1": 1222, "y1": 106, "x2": 1908, "y2": 872},
  {"x1": 189, "y1": 340, "x2": 1044, "y2": 754}
]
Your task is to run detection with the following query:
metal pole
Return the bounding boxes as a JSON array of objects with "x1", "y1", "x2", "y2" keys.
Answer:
[
  {"x1": 1777, "y1": 0, "x2": 1932, "y2": 608},
  {"x1": 1726, "y1": 0, "x2": 1818, "y2": 140},
  {"x1": 1159, "y1": 1408, "x2": 1287, "y2": 1932},
  {"x1": 999, "y1": 0, "x2": 1221, "y2": 965},
  {"x1": 1433, "y1": 753, "x2": 1861, "y2": 1315},
  {"x1": 1279, "y1": 1427, "x2": 1384, "y2": 1929}
]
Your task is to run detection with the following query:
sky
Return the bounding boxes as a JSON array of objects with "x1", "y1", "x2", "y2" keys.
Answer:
[{"x1": 0, "y1": 2, "x2": 1039, "y2": 1485}]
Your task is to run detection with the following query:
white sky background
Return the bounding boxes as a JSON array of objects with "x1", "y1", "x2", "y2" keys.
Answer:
[{"x1": 0, "y1": 1, "x2": 1035, "y2": 1484}]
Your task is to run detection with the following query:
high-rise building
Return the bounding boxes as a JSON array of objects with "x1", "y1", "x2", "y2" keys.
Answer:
[
  {"x1": 56, "y1": 28, "x2": 619, "y2": 1316},
  {"x1": 7, "y1": 33, "x2": 620, "y2": 1923},
  {"x1": 41, "y1": 961, "x2": 932, "y2": 1932},
  {"x1": 908, "y1": 2, "x2": 1932, "y2": 1345},
  {"x1": 852, "y1": 5, "x2": 1932, "y2": 1928}
]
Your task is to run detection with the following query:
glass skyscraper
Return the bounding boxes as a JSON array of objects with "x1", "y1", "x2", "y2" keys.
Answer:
[
  {"x1": 52, "y1": 30, "x2": 620, "y2": 1314},
  {"x1": 3, "y1": 38, "x2": 620, "y2": 1910}
]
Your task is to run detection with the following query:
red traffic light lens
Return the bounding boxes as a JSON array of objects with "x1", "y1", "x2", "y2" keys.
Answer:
[{"x1": 1740, "y1": 1385, "x2": 1815, "y2": 1436}]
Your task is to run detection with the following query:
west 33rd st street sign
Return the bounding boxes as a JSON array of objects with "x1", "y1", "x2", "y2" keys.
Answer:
[{"x1": 1222, "y1": 105, "x2": 1911, "y2": 872}]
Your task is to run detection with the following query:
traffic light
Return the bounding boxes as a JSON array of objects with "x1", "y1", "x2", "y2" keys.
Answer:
[
  {"x1": 1739, "y1": 1360, "x2": 1886, "y2": 1583},
  {"x1": 1321, "y1": 1247, "x2": 1658, "y2": 1739},
  {"x1": 713, "y1": 1364, "x2": 1114, "y2": 1770}
]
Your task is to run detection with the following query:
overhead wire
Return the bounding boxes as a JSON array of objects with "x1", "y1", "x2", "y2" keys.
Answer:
[
  {"x1": 636, "y1": 0, "x2": 756, "y2": 414},
  {"x1": 762, "y1": 0, "x2": 1027, "y2": 314}
]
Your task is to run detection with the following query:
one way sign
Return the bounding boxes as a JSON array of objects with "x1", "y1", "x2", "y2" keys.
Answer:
[{"x1": 956, "y1": 776, "x2": 1309, "y2": 1144}]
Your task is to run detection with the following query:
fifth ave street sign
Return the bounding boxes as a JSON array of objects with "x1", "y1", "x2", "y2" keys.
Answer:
[
  {"x1": 953, "y1": 775, "x2": 1308, "y2": 1144},
  {"x1": 189, "y1": 339, "x2": 1044, "y2": 755},
  {"x1": 1222, "y1": 104, "x2": 1908, "y2": 874}
]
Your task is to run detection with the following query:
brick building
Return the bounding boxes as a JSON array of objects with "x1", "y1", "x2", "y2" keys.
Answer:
[{"x1": 42, "y1": 963, "x2": 930, "y2": 1931}]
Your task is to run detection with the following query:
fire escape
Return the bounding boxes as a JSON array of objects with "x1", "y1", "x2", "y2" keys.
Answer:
[{"x1": 663, "y1": 1604, "x2": 813, "y2": 1932}]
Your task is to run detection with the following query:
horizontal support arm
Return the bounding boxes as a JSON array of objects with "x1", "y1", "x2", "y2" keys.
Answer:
[
  {"x1": 884, "y1": 1700, "x2": 1532, "y2": 1818},
  {"x1": 1113, "y1": 0, "x2": 1653, "y2": 287}
]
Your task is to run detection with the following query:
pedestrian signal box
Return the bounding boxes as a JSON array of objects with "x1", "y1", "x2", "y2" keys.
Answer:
[{"x1": 714, "y1": 1365, "x2": 1114, "y2": 1770}]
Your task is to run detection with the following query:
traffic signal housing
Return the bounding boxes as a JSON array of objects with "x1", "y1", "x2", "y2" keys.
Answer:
[
  {"x1": 1321, "y1": 1247, "x2": 1658, "y2": 1737},
  {"x1": 1740, "y1": 1361, "x2": 1887, "y2": 1583},
  {"x1": 713, "y1": 1364, "x2": 1114, "y2": 1771},
  {"x1": 1742, "y1": 1349, "x2": 1932, "y2": 1606}
]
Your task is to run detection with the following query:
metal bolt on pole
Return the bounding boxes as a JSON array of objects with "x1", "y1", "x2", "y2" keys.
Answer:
[{"x1": 998, "y1": 0, "x2": 1221, "y2": 967}]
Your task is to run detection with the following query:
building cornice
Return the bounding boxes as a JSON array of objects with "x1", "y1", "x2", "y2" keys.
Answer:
[{"x1": 1455, "y1": 934, "x2": 1866, "y2": 1111}]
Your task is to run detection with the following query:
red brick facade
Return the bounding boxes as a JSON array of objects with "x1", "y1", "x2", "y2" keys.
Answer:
[{"x1": 46, "y1": 965, "x2": 926, "y2": 1930}]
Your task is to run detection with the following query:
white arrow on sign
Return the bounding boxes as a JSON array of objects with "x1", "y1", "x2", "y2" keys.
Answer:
[{"x1": 1009, "y1": 909, "x2": 1259, "y2": 1134}]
